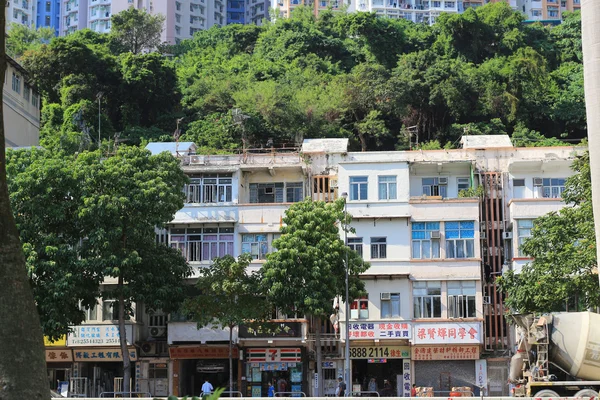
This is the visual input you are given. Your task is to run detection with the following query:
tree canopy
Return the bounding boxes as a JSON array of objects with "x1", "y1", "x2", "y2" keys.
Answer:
[
  {"x1": 17, "y1": 5, "x2": 587, "y2": 154},
  {"x1": 110, "y1": 8, "x2": 165, "y2": 54},
  {"x1": 498, "y1": 153, "x2": 598, "y2": 313}
]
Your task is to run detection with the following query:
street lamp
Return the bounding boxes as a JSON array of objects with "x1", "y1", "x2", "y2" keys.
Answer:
[{"x1": 340, "y1": 192, "x2": 350, "y2": 397}]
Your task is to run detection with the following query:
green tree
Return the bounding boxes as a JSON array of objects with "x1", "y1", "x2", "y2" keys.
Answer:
[
  {"x1": 110, "y1": 8, "x2": 165, "y2": 54},
  {"x1": 6, "y1": 23, "x2": 55, "y2": 59},
  {"x1": 498, "y1": 153, "x2": 598, "y2": 312},
  {"x1": 262, "y1": 198, "x2": 369, "y2": 396},
  {"x1": 184, "y1": 254, "x2": 271, "y2": 393},
  {"x1": 6, "y1": 147, "x2": 192, "y2": 393},
  {"x1": 0, "y1": 1, "x2": 50, "y2": 398}
]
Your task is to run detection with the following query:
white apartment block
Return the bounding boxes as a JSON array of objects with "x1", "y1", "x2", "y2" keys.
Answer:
[
  {"x1": 52, "y1": 136, "x2": 582, "y2": 398},
  {"x1": 7, "y1": 0, "x2": 36, "y2": 27},
  {"x1": 4, "y1": 57, "x2": 40, "y2": 147}
]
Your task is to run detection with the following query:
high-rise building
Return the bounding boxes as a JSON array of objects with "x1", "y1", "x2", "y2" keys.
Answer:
[
  {"x1": 36, "y1": 0, "x2": 60, "y2": 35},
  {"x1": 520, "y1": 0, "x2": 581, "y2": 22},
  {"x1": 57, "y1": 0, "x2": 269, "y2": 43},
  {"x1": 6, "y1": 0, "x2": 36, "y2": 28}
]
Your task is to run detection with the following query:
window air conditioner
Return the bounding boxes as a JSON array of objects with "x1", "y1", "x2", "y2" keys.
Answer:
[
  {"x1": 149, "y1": 326, "x2": 167, "y2": 338},
  {"x1": 503, "y1": 232, "x2": 513, "y2": 240},
  {"x1": 438, "y1": 177, "x2": 448, "y2": 185},
  {"x1": 533, "y1": 177, "x2": 543, "y2": 186},
  {"x1": 430, "y1": 231, "x2": 441, "y2": 239},
  {"x1": 483, "y1": 296, "x2": 491, "y2": 305},
  {"x1": 380, "y1": 292, "x2": 391, "y2": 301}
]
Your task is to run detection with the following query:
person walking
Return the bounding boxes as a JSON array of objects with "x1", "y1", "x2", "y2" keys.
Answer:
[
  {"x1": 268, "y1": 381, "x2": 275, "y2": 397},
  {"x1": 411, "y1": 384, "x2": 417, "y2": 397},
  {"x1": 368, "y1": 378, "x2": 378, "y2": 394},
  {"x1": 201, "y1": 379, "x2": 214, "y2": 399},
  {"x1": 383, "y1": 379, "x2": 392, "y2": 397},
  {"x1": 336, "y1": 376, "x2": 346, "y2": 397}
]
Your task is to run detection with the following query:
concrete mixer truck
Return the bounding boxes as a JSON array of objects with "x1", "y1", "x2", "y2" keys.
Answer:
[{"x1": 509, "y1": 312, "x2": 600, "y2": 397}]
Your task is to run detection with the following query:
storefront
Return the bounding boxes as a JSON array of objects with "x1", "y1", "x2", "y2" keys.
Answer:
[
  {"x1": 67, "y1": 324, "x2": 136, "y2": 397},
  {"x1": 169, "y1": 345, "x2": 239, "y2": 397},
  {"x1": 244, "y1": 347, "x2": 304, "y2": 397},
  {"x1": 45, "y1": 343, "x2": 73, "y2": 395},
  {"x1": 412, "y1": 322, "x2": 483, "y2": 396},
  {"x1": 348, "y1": 321, "x2": 412, "y2": 397},
  {"x1": 135, "y1": 358, "x2": 170, "y2": 397}
]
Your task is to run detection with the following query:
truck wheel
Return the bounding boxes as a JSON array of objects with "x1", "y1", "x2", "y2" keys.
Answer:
[
  {"x1": 533, "y1": 390, "x2": 560, "y2": 398},
  {"x1": 574, "y1": 389, "x2": 598, "y2": 398}
]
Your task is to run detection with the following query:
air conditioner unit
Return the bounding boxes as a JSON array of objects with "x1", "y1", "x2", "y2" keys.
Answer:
[
  {"x1": 140, "y1": 342, "x2": 157, "y2": 357},
  {"x1": 149, "y1": 326, "x2": 167, "y2": 338},
  {"x1": 533, "y1": 177, "x2": 543, "y2": 186},
  {"x1": 330, "y1": 179, "x2": 338, "y2": 189},
  {"x1": 380, "y1": 292, "x2": 391, "y2": 300},
  {"x1": 430, "y1": 230, "x2": 441, "y2": 239},
  {"x1": 438, "y1": 177, "x2": 448, "y2": 185},
  {"x1": 503, "y1": 232, "x2": 513, "y2": 240},
  {"x1": 483, "y1": 296, "x2": 491, "y2": 305},
  {"x1": 480, "y1": 232, "x2": 487, "y2": 240},
  {"x1": 264, "y1": 187, "x2": 274, "y2": 194}
]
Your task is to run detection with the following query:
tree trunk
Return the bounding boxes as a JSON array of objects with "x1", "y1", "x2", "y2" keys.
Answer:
[
  {"x1": 229, "y1": 324, "x2": 234, "y2": 394},
  {"x1": 315, "y1": 316, "x2": 323, "y2": 397},
  {"x1": 581, "y1": 0, "x2": 600, "y2": 288},
  {"x1": 0, "y1": 0, "x2": 51, "y2": 398},
  {"x1": 118, "y1": 275, "x2": 132, "y2": 395}
]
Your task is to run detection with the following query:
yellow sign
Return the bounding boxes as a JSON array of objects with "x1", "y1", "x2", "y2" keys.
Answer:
[
  {"x1": 46, "y1": 349, "x2": 73, "y2": 362},
  {"x1": 73, "y1": 348, "x2": 138, "y2": 362},
  {"x1": 350, "y1": 346, "x2": 410, "y2": 359},
  {"x1": 44, "y1": 336, "x2": 67, "y2": 347}
]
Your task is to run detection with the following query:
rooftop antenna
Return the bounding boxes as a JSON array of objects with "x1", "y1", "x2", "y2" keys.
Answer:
[
  {"x1": 232, "y1": 108, "x2": 250, "y2": 151},
  {"x1": 405, "y1": 125, "x2": 418, "y2": 150}
]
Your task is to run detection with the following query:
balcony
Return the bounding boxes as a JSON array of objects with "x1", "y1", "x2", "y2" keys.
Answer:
[
  {"x1": 168, "y1": 321, "x2": 236, "y2": 344},
  {"x1": 508, "y1": 197, "x2": 565, "y2": 220}
]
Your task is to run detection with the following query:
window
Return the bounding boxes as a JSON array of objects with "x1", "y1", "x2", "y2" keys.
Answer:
[
  {"x1": 45, "y1": 15, "x2": 51, "y2": 25},
  {"x1": 286, "y1": 182, "x2": 304, "y2": 202},
  {"x1": 351, "y1": 296, "x2": 369, "y2": 319},
  {"x1": 170, "y1": 227, "x2": 234, "y2": 262},
  {"x1": 422, "y1": 177, "x2": 447, "y2": 198},
  {"x1": 534, "y1": 178, "x2": 566, "y2": 199},
  {"x1": 532, "y1": 9, "x2": 542, "y2": 16},
  {"x1": 448, "y1": 281, "x2": 476, "y2": 318},
  {"x1": 381, "y1": 293, "x2": 400, "y2": 318},
  {"x1": 445, "y1": 221, "x2": 475, "y2": 258},
  {"x1": 371, "y1": 237, "x2": 387, "y2": 259},
  {"x1": 513, "y1": 178, "x2": 525, "y2": 198},
  {"x1": 517, "y1": 219, "x2": 533, "y2": 256},
  {"x1": 80, "y1": 301, "x2": 98, "y2": 321},
  {"x1": 12, "y1": 72, "x2": 20, "y2": 94},
  {"x1": 23, "y1": 83, "x2": 30, "y2": 102},
  {"x1": 378, "y1": 175, "x2": 397, "y2": 200},
  {"x1": 432, "y1": 0, "x2": 441, "y2": 6},
  {"x1": 457, "y1": 177, "x2": 470, "y2": 192},
  {"x1": 102, "y1": 300, "x2": 115, "y2": 321},
  {"x1": 249, "y1": 182, "x2": 284, "y2": 203},
  {"x1": 176, "y1": 13, "x2": 181, "y2": 22},
  {"x1": 412, "y1": 222, "x2": 440, "y2": 259},
  {"x1": 348, "y1": 237, "x2": 363, "y2": 257},
  {"x1": 242, "y1": 234, "x2": 268, "y2": 260},
  {"x1": 46, "y1": 1, "x2": 51, "y2": 11},
  {"x1": 176, "y1": 1, "x2": 181, "y2": 10},
  {"x1": 32, "y1": 91, "x2": 39, "y2": 108},
  {"x1": 413, "y1": 281, "x2": 441, "y2": 318},
  {"x1": 184, "y1": 174, "x2": 233, "y2": 203},
  {"x1": 350, "y1": 176, "x2": 368, "y2": 201}
]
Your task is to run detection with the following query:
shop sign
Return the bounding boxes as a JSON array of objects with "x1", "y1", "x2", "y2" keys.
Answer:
[
  {"x1": 73, "y1": 348, "x2": 137, "y2": 362},
  {"x1": 46, "y1": 349, "x2": 73, "y2": 362},
  {"x1": 475, "y1": 359, "x2": 487, "y2": 391},
  {"x1": 402, "y1": 360, "x2": 411, "y2": 397},
  {"x1": 44, "y1": 336, "x2": 66, "y2": 347},
  {"x1": 67, "y1": 324, "x2": 133, "y2": 347},
  {"x1": 322, "y1": 361, "x2": 336, "y2": 369},
  {"x1": 367, "y1": 359, "x2": 387, "y2": 363},
  {"x1": 349, "y1": 322, "x2": 411, "y2": 340},
  {"x1": 253, "y1": 362, "x2": 295, "y2": 371},
  {"x1": 169, "y1": 346, "x2": 238, "y2": 359},
  {"x1": 350, "y1": 345, "x2": 410, "y2": 359},
  {"x1": 247, "y1": 348, "x2": 302, "y2": 362},
  {"x1": 411, "y1": 345, "x2": 480, "y2": 360},
  {"x1": 239, "y1": 322, "x2": 302, "y2": 338},
  {"x1": 412, "y1": 322, "x2": 481, "y2": 344}
]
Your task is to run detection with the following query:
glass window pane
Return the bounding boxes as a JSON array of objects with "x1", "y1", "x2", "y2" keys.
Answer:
[
  {"x1": 466, "y1": 240, "x2": 474, "y2": 258},
  {"x1": 433, "y1": 297, "x2": 441, "y2": 317},
  {"x1": 432, "y1": 240, "x2": 440, "y2": 258},
  {"x1": 381, "y1": 301, "x2": 390, "y2": 318},
  {"x1": 447, "y1": 241, "x2": 455, "y2": 258},
  {"x1": 422, "y1": 241, "x2": 431, "y2": 258},
  {"x1": 412, "y1": 241, "x2": 421, "y2": 259}
]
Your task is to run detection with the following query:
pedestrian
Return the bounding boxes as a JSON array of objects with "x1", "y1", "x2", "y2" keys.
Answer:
[
  {"x1": 383, "y1": 379, "x2": 392, "y2": 397},
  {"x1": 336, "y1": 376, "x2": 346, "y2": 397},
  {"x1": 277, "y1": 377, "x2": 287, "y2": 396},
  {"x1": 411, "y1": 384, "x2": 417, "y2": 397},
  {"x1": 201, "y1": 379, "x2": 213, "y2": 399},
  {"x1": 368, "y1": 378, "x2": 378, "y2": 394},
  {"x1": 268, "y1": 381, "x2": 275, "y2": 397}
]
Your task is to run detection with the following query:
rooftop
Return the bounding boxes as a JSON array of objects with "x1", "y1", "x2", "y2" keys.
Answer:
[{"x1": 460, "y1": 135, "x2": 513, "y2": 149}]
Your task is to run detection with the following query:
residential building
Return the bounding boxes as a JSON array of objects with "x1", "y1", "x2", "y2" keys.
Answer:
[
  {"x1": 7, "y1": 0, "x2": 36, "y2": 28},
  {"x1": 4, "y1": 56, "x2": 41, "y2": 147},
  {"x1": 36, "y1": 0, "x2": 61, "y2": 36},
  {"x1": 48, "y1": 136, "x2": 583, "y2": 398},
  {"x1": 520, "y1": 0, "x2": 580, "y2": 22}
]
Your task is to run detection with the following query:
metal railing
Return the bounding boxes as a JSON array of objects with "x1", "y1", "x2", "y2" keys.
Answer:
[
  {"x1": 274, "y1": 391, "x2": 307, "y2": 397},
  {"x1": 349, "y1": 390, "x2": 381, "y2": 397},
  {"x1": 221, "y1": 391, "x2": 244, "y2": 397},
  {"x1": 98, "y1": 392, "x2": 152, "y2": 398}
]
